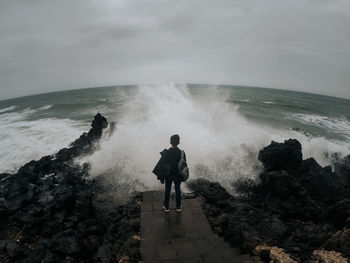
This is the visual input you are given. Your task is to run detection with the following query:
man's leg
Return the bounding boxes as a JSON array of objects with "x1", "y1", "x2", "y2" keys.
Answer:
[
  {"x1": 174, "y1": 181, "x2": 182, "y2": 209},
  {"x1": 163, "y1": 178, "x2": 173, "y2": 209}
]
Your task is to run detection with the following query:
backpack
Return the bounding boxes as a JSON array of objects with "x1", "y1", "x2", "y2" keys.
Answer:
[{"x1": 178, "y1": 150, "x2": 189, "y2": 182}]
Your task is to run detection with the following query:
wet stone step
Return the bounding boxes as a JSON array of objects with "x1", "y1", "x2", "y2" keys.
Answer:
[{"x1": 140, "y1": 191, "x2": 255, "y2": 263}]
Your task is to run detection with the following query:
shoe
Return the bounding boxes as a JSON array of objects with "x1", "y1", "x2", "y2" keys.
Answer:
[
  {"x1": 162, "y1": 206, "x2": 170, "y2": 213},
  {"x1": 176, "y1": 205, "x2": 183, "y2": 212}
]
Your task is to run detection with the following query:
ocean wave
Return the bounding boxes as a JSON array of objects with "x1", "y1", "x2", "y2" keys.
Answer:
[
  {"x1": 1, "y1": 105, "x2": 53, "y2": 120},
  {"x1": 0, "y1": 109, "x2": 87, "y2": 173},
  {"x1": 288, "y1": 113, "x2": 350, "y2": 139},
  {"x1": 233, "y1": 99, "x2": 251, "y2": 102},
  {"x1": 263, "y1": 101, "x2": 276, "y2": 104},
  {"x1": 38, "y1": 104, "x2": 53, "y2": 110},
  {"x1": 0, "y1": 105, "x2": 16, "y2": 113}
]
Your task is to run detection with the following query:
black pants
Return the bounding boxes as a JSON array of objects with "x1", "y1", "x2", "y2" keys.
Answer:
[{"x1": 163, "y1": 178, "x2": 181, "y2": 209}]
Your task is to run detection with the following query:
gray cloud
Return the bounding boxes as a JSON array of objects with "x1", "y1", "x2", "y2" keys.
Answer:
[{"x1": 0, "y1": 0, "x2": 349, "y2": 99}]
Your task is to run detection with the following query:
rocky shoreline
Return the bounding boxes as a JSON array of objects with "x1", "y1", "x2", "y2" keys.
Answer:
[
  {"x1": 188, "y1": 139, "x2": 350, "y2": 262},
  {"x1": 0, "y1": 114, "x2": 142, "y2": 263},
  {"x1": 1, "y1": 114, "x2": 350, "y2": 262}
]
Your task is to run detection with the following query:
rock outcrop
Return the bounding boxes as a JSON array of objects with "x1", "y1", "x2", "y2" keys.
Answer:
[
  {"x1": 0, "y1": 114, "x2": 141, "y2": 263},
  {"x1": 254, "y1": 245, "x2": 297, "y2": 263},
  {"x1": 188, "y1": 139, "x2": 350, "y2": 262},
  {"x1": 312, "y1": 249, "x2": 348, "y2": 263}
]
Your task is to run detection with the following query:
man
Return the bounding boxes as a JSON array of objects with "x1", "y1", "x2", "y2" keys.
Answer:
[{"x1": 152, "y1": 134, "x2": 187, "y2": 212}]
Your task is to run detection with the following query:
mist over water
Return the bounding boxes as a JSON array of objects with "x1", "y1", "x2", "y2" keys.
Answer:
[{"x1": 82, "y1": 84, "x2": 350, "y2": 193}]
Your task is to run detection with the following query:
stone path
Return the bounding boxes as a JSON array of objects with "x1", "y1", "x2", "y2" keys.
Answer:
[{"x1": 140, "y1": 191, "x2": 255, "y2": 263}]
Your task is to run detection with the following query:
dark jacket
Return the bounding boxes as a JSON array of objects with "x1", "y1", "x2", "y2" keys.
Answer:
[
  {"x1": 152, "y1": 147, "x2": 187, "y2": 183},
  {"x1": 152, "y1": 149, "x2": 170, "y2": 183}
]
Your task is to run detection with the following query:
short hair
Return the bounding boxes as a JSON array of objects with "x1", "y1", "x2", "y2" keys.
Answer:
[{"x1": 170, "y1": 134, "x2": 180, "y2": 146}]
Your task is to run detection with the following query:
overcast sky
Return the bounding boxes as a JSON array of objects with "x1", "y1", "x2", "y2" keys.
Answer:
[{"x1": 0, "y1": 0, "x2": 350, "y2": 100}]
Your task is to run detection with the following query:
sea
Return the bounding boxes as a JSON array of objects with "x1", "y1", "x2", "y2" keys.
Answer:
[{"x1": 1, "y1": 84, "x2": 350, "y2": 193}]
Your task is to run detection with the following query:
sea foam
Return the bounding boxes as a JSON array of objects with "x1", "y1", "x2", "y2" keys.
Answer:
[
  {"x1": 0, "y1": 105, "x2": 16, "y2": 113},
  {"x1": 0, "y1": 108, "x2": 86, "y2": 173},
  {"x1": 289, "y1": 113, "x2": 350, "y2": 140}
]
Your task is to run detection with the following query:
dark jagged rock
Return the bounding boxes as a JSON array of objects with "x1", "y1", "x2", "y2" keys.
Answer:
[
  {"x1": 0, "y1": 173, "x2": 10, "y2": 181},
  {"x1": 56, "y1": 113, "x2": 108, "y2": 162},
  {"x1": 6, "y1": 240, "x2": 31, "y2": 259},
  {"x1": 189, "y1": 138, "x2": 350, "y2": 262},
  {"x1": 258, "y1": 139, "x2": 302, "y2": 173},
  {"x1": 334, "y1": 154, "x2": 350, "y2": 190},
  {"x1": 49, "y1": 229, "x2": 82, "y2": 255},
  {"x1": 0, "y1": 114, "x2": 141, "y2": 263},
  {"x1": 187, "y1": 178, "x2": 232, "y2": 203}
]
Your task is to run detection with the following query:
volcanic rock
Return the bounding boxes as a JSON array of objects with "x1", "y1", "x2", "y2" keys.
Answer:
[
  {"x1": 0, "y1": 113, "x2": 141, "y2": 263},
  {"x1": 189, "y1": 138, "x2": 350, "y2": 262},
  {"x1": 258, "y1": 139, "x2": 302, "y2": 173}
]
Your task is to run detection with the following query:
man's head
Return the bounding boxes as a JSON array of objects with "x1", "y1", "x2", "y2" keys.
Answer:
[{"x1": 170, "y1": 134, "x2": 180, "y2": 147}]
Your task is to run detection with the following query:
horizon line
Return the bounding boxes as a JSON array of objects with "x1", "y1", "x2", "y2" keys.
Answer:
[{"x1": 0, "y1": 83, "x2": 349, "y2": 103}]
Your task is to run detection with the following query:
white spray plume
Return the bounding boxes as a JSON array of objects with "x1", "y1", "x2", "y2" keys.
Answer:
[{"x1": 83, "y1": 84, "x2": 350, "y2": 193}]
